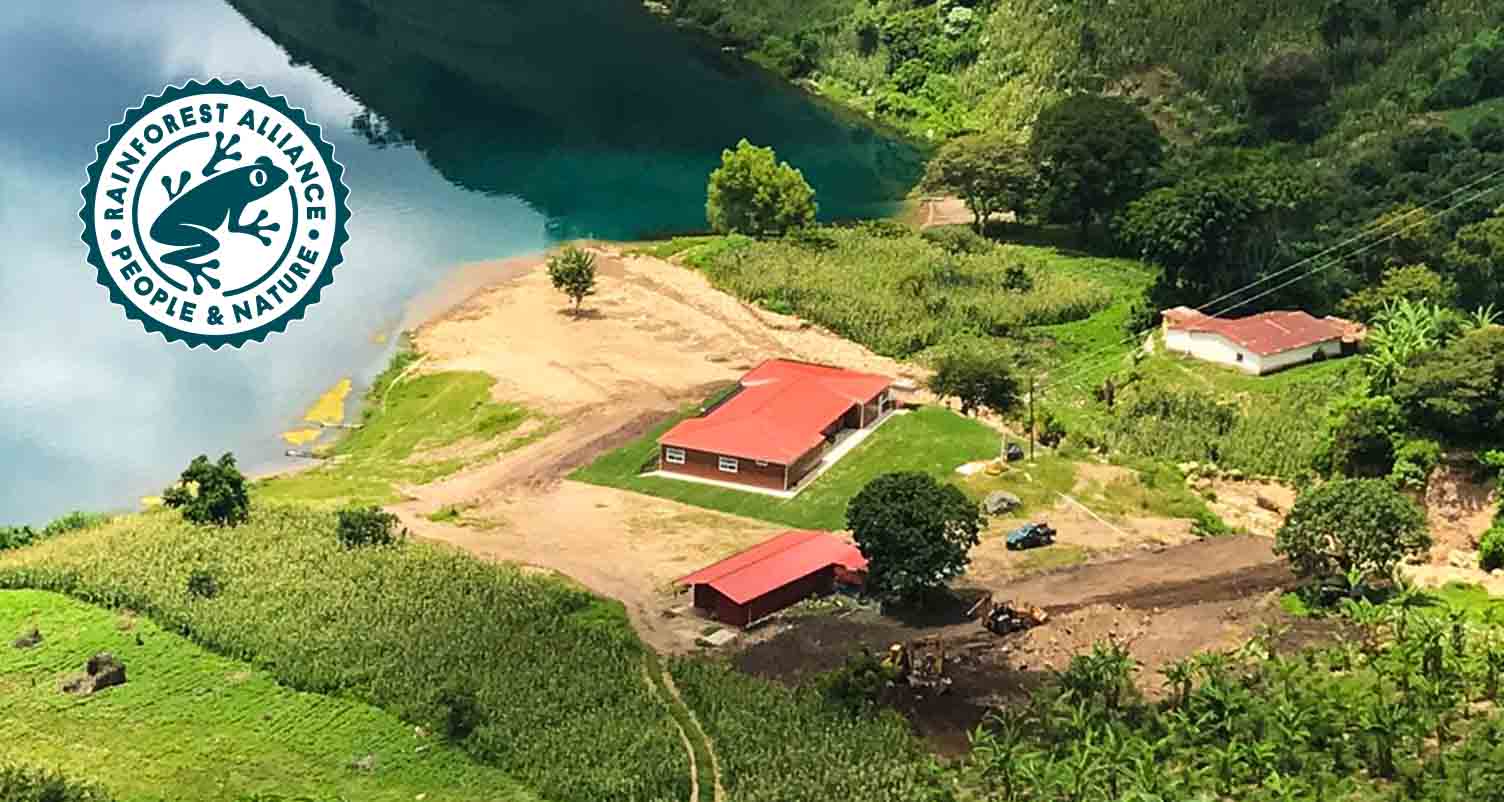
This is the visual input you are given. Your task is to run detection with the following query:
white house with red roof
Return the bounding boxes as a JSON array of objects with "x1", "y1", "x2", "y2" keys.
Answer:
[
  {"x1": 656, "y1": 358, "x2": 895, "y2": 492},
  {"x1": 1161, "y1": 307, "x2": 1366, "y2": 375}
]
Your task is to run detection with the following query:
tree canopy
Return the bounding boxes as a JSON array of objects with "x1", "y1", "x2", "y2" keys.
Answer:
[
  {"x1": 846, "y1": 472, "x2": 983, "y2": 604},
  {"x1": 922, "y1": 135, "x2": 1035, "y2": 232},
  {"x1": 1275, "y1": 478, "x2": 1430, "y2": 583},
  {"x1": 1030, "y1": 95, "x2": 1164, "y2": 237},
  {"x1": 546, "y1": 246, "x2": 598, "y2": 317},
  {"x1": 161, "y1": 453, "x2": 250, "y2": 527},
  {"x1": 706, "y1": 139, "x2": 817, "y2": 237},
  {"x1": 1393, "y1": 324, "x2": 1504, "y2": 443},
  {"x1": 926, "y1": 341, "x2": 1021, "y2": 417}
]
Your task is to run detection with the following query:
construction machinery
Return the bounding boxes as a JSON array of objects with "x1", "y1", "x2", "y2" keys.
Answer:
[
  {"x1": 882, "y1": 636, "x2": 951, "y2": 694},
  {"x1": 968, "y1": 593, "x2": 1049, "y2": 636}
]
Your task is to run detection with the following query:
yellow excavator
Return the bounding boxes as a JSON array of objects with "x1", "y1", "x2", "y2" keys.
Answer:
[{"x1": 969, "y1": 593, "x2": 1049, "y2": 636}]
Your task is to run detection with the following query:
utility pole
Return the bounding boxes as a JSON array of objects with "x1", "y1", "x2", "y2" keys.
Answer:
[{"x1": 1028, "y1": 373, "x2": 1036, "y2": 461}]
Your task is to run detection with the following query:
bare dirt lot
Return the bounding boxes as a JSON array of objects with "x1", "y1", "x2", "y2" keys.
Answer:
[
  {"x1": 733, "y1": 535, "x2": 1312, "y2": 753},
  {"x1": 388, "y1": 246, "x2": 923, "y2": 651}
]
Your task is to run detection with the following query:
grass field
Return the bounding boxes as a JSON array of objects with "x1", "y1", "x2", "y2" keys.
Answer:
[
  {"x1": 1, "y1": 590, "x2": 535, "y2": 802},
  {"x1": 572, "y1": 404, "x2": 1001, "y2": 529},
  {"x1": 257, "y1": 349, "x2": 556, "y2": 506},
  {"x1": 0, "y1": 507, "x2": 688, "y2": 802}
]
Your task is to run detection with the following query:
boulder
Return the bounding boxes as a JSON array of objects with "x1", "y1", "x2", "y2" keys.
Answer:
[
  {"x1": 1448, "y1": 550, "x2": 1480, "y2": 570},
  {"x1": 1255, "y1": 494, "x2": 1283, "y2": 513},
  {"x1": 60, "y1": 652, "x2": 127, "y2": 695},
  {"x1": 984, "y1": 491, "x2": 1023, "y2": 515},
  {"x1": 11, "y1": 627, "x2": 42, "y2": 650},
  {"x1": 1005, "y1": 443, "x2": 1025, "y2": 462}
]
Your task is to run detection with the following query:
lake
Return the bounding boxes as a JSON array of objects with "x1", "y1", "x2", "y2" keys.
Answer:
[{"x1": 0, "y1": 0, "x2": 921, "y2": 525}]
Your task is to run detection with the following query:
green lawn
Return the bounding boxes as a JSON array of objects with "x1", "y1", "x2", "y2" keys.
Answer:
[
  {"x1": 1, "y1": 590, "x2": 535, "y2": 802},
  {"x1": 572, "y1": 405, "x2": 1001, "y2": 530},
  {"x1": 257, "y1": 350, "x2": 555, "y2": 506}
]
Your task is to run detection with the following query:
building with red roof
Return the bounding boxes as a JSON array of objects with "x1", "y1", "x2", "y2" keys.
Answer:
[
  {"x1": 677, "y1": 530, "x2": 868, "y2": 627},
  {"x1": 657, "y1": 359, "x2": 894, "y2": 491},
  {"x1": 1162, "y1": 307, "x2": 1365, "y2": 375}
]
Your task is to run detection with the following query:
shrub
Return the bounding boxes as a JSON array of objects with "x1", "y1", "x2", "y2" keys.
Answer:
[
  {"x1": 438, "y1": 684, "x2": 482, "y2": 741},
  {"x1": 921, "y1": 225, "x2": 991, "y2": 255},
  {"x1": 1389, "y1": 438, "x2": 1442, "y2": 490},
  {"x1": 1428, "y1": 28, "x2": 1504, "y2": 109},
  {"x1": 0, "y1": 526, "x2": 38, "y2": 551},
  {"x1": 161, "y1": 453, "x2": 250, "y2": 527},
  {"x1": 186, "y1": 568, "x2": 220, "y2": 599},
  {"x1": 1480, "y1": 525, "x2": 1504, "y2": 572},
  {"x1": 1393, "y1": 326, "x2": 1504, "y2": 443},
  {"x1": 1315, "y1": 394, "x2": 1406, "y2": 478},
  {"x1": 1275, "y1": 478, "x2": 1430, "y2": 584},
  {"x1": 335, "y1": 506, "x2": 404, "y2": 549},
  {"x1": 0, "y1": 765, "x2": 114, "y2": 802},
  {"x1": 1472, "y1": 113, "x2": 1504, "y2": 153},
  {"x1": 785, "y1": 225, "x2": 838, "y2": 252},
  {"x1": 706, "y1": 139, "x2": 817, "y2": 238},
  {"x1": 819, "y1": 650, "x2": 898, "y2": 713}
]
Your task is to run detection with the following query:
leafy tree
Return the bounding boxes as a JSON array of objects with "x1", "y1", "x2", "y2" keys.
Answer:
[
  {"x1": 1275, "y1": 478, "x2": 1430, "y2": 583},
  {"x1": 546, "y1": 246, "x2": 598, "y2": 317},
  {"x1": 1338, "y1": 263, "x2": 1457, "y2": 323},
  {"x1": 1443, "y1": 215, "x2": 1504, "y2": 310},
  {"x1": 1481, "y1": 525, "x2": 1504, "y2": 571},
  {"x1": 1472, "y1": 112, "x2": 1504, "y2": 152},
  {"x1": 706, "y1": 139, "x2": 817, "y2": 237},
  {"x1": 1244, "y1": 47, "x2": 1333, "y2": 141},
  {"x1": 1427, "y1": 27, "x2": 1504, "y2": 109},
  {"x1": 161, "y1": 453, "x2": 250, "y2": 527},
  {"x1": 336, "y1": 505, "x2": 405, "y2": 549},
  {"x1": 1116, "y1": 175, "x2": 1259, "y2": 295},
  {"x1": 1392, "y1": 325, "x2": 1504, "y2": 442},
  {"x1": 847, "y1": 472, "x2": 983, "y2": 603},
  {"x1": 926, "y1": 342, "x2": 1020, "y2": 417},
  {"x1": 1314, "y1": 394, "x2": 1406, "y2": 478},
  {"x1": 1030, "y1": 95, "x2": 1163, "y2": 239},
  {"x1": 819, "y1": 650, "x2": 898, "y2": 713},
  {"x1": 922, "y1": 135, "x2": 1035, "y2": 232}
]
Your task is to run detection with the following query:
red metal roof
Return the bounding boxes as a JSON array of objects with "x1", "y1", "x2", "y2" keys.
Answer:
[
  {"x1": 659, "y1": 359, "x2": 892, "y2": 464},
  {"x1": 676, "y1": 530, "x2": 868, "y2": 605},
  {"x1": 1166, "y1": 310, "x2": 1355, "y2": 356}
]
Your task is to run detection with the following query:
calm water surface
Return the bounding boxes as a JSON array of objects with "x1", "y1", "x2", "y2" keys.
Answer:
[{"x1": 0, "y1": 0, "x2": 920, "y2": 524}]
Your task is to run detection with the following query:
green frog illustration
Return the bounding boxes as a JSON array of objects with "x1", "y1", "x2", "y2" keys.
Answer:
[{"x1": 149, "y1": 132, "x2": 288, "y2": 294}]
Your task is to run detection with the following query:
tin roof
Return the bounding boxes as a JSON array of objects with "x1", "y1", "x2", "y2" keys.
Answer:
[
  {"x1": 659, "y1": 359, "x2": 892, "y2": 464},
  {"x1": 676, "y1": 530, "x2": 868, "y2": 605},
  {"x1": 1165, "y1": 309, "x2": 1360, "y2": 356}
]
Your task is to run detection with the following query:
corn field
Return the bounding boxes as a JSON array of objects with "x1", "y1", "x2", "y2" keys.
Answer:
[
  {"x1": 669, "y1": 659, "x2": 950, "y2": 802},
  {"x1": 0, "y1": 506, "x2": 687, "y2": 802},
  {"x1": 691, "y1": 229, "x2": 1118, "y2": 357}
]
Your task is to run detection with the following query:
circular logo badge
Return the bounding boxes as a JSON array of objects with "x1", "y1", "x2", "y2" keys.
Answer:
[{"x1": 81, "y1": 79, "x2": 349, "y2": 348}]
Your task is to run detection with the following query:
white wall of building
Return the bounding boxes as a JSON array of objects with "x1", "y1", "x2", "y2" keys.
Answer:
[{"x1": 1164, "y1": 329, "x2": 1342, "y2": 375}]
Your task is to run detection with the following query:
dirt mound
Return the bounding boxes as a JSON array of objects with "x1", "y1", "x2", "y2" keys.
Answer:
[{"x1": 60, "y1": 652, "x2": 127, "y2": 695}]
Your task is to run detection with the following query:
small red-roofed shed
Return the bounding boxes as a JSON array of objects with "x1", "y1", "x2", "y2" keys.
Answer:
[{"x1": 677, "y1": 530, "x2": 868, "y2": 627}]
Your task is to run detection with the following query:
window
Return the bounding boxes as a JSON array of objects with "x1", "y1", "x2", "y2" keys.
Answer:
[
  {"x1": 754, "y1": 460, "x2": 768, "y2": 467},
  {"x1": 664, "y1": 447, "x2": 685, "y2": 465},
  {"x1": 1235, "y1": 352, "x2": 1244, "y2": 362},
  {"x1": 718, "y1": 456, "x2": 739, "y2": 473}
]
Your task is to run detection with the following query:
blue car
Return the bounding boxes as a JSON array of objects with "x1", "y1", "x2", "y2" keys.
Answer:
[{"x1": 1006, "y1": 522, "x2": 1056, "y2": 551}]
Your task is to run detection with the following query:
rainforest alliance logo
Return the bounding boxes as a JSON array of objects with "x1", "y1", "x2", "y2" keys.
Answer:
[{"x1": 81, "y1": 79, "x2": 349, "y2": 348}]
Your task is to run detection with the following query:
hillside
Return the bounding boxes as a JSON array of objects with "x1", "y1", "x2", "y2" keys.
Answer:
[{"x1": 663, "y1": 0, "x2": 1504, "y2": 144}]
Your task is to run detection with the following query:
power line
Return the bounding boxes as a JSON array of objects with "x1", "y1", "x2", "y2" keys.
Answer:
[{"x1": 1034, "y1": 170, "x2": 1504, "y2": 398}]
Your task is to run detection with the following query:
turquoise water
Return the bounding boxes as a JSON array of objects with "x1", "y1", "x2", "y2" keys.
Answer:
[{"x1": 0, "y1": 0, "x2": 921, "y2": 524}]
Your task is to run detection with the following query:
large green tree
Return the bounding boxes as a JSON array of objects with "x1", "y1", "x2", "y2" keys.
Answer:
[
  {"x1": 1443, "y1": 215, "x2": 1504, "y2": 310},
  {"x1": 1337, "y1": 263, "x2": 1458, "y2": 323},
  {"x1": 1392, "y1": 325, "x2": 1504, "y2": 442},
  {"x1": 847, "y1": 472, "x2": 983, "y2": 604},
  {"x1": 1030, "y1": 95, "x2": 1164, "y2": 239},
  {"x1": 1244, "y1": 47, "x2": 1332, "y2": 141},
  {"x1": 1275, "y1": 478, "x2": 1430, "y2": 583},
  {"x1": 162, "y1": 453, "x2": 250, "y2": 527},
  {"x1": 706, "y1": 139, "x2": 817, "y2": 237},
  {"x1": 922, "y1": 135, "x2": 1035, "y2": 232},
  {"x1": 926, "y1": 343, "x2": 1021, "y2": 417}
]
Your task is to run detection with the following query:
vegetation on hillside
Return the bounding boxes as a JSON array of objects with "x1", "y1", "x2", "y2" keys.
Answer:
[
  {"x1": 1, "y1": 590, "x2": 534, "y2": 802},
  {"x1": 0, "y1": 506, "x2": 686, "y2": 802}
]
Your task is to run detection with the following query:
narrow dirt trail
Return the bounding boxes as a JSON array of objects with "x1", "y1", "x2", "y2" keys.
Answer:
[
  {"x1": 658, "y1": 665, "x2": 727, "y2": 802},
  {"x1": 641, "y1": 657, "x2": 700, "y2": 802}
]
